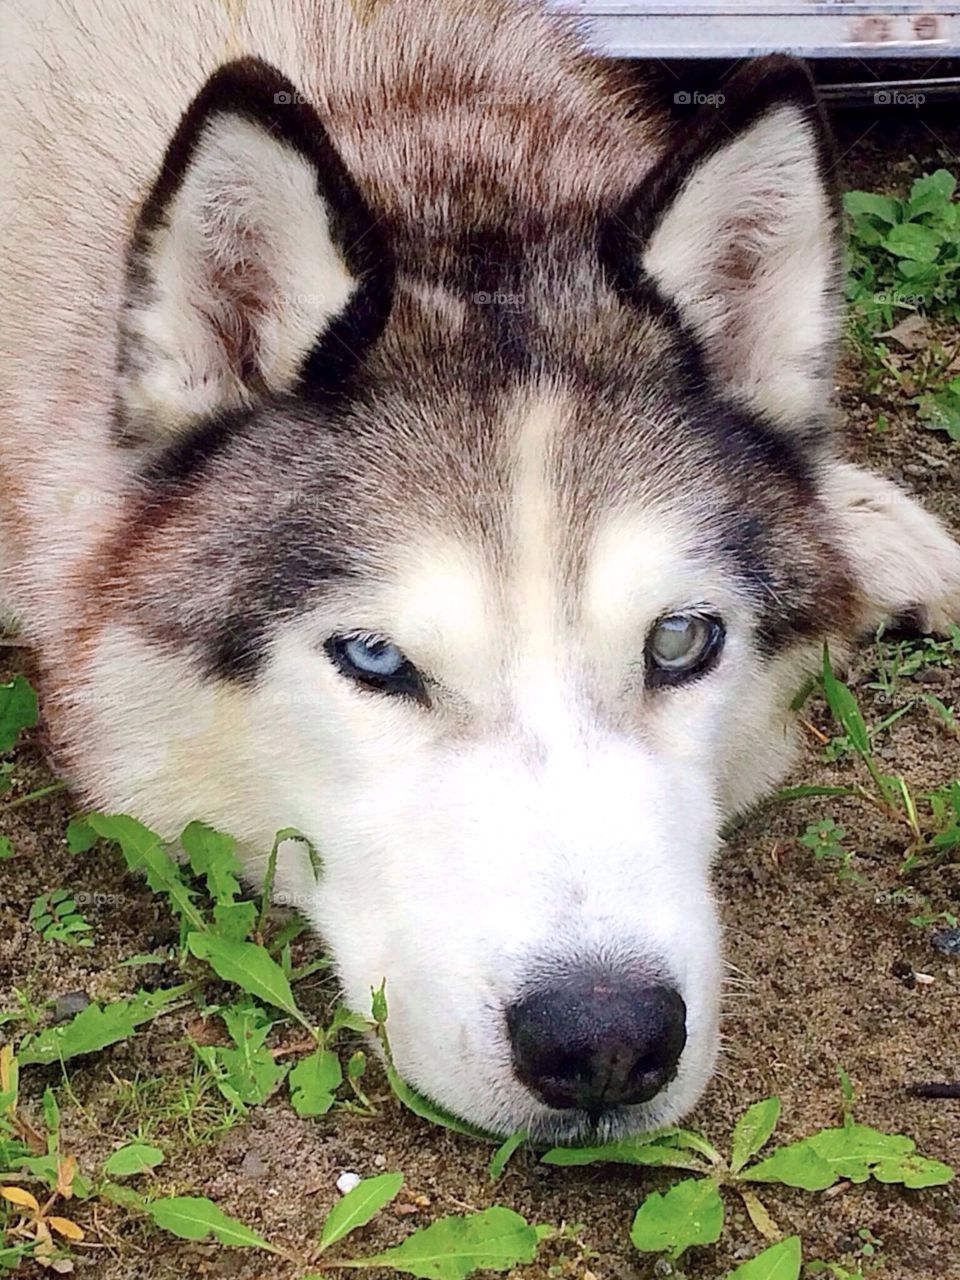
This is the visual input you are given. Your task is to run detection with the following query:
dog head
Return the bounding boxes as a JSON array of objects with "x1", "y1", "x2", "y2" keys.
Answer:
[{"x1": 89, "y1": 51, "x2": 960, "y2": 1141}]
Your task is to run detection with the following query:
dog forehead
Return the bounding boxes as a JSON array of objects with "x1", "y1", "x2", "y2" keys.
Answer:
[
  {"x1": 328, "y1": 368, "x2": 833, "y2": 700},
  {"x1": 355, "y1": 392, "x2": 730, "y2": 656}
]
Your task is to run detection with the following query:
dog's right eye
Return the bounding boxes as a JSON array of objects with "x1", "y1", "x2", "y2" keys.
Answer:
[{"x1": 324, "y1": 633, "x2": 427, "y2": 702}]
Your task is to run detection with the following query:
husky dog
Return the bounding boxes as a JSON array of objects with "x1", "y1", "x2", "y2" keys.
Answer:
[{"x1": 2, "y1": 0, "x2": 959, "y2": 1141}]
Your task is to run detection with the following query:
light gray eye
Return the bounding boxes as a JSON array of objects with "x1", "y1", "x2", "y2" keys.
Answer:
[
  {"x1": 325, "y1": 632, "x2": 427, "y2": 702},
  {"x1": 646, "y1": 613, "x2": 724, "y2": 685},
  {"x1": 343, "y1": 635, "x2": 404, "y2": 677}
]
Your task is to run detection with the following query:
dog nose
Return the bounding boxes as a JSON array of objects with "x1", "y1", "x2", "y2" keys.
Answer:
[{"x1": 506, "y1": 973, "x2": 686, "y2": 1111}]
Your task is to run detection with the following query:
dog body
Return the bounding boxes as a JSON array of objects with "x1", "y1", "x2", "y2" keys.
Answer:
[{"x1": 3, "y1": 0, "x2": 960, "y2": 1139}]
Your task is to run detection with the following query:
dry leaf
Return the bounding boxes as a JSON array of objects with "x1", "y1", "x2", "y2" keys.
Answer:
[
  {"x1": 47, "y1": 1216, "x2": 85, "y2": 1242},
  {"x1": 57, "y1": 1155, "x2": 77, "y2": 1198},
  {"x1": 880, "y1": 313, "x2": 931, "y2": 351},
  {"x1": 1, "y1": 1186, "x2": 40, "y2": 1214},
  {"x1": 739, "y1": 1188, "x2": 781, "y2": 1241},
  {"x1": 0, "y1": 1044, "x2": 15, "y2": 1113}
]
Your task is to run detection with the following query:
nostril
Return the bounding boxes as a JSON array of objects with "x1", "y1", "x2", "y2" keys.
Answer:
[{"x1": 506, "y1": 973, "x2": 687, "y2": 1112}]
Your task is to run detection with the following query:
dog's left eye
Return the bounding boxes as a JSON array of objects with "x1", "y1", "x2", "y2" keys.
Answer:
[
  {"x1": 646, "y1": 613, "x2": 724, "y2": 687},
  {"x1": 325, "y1": 633, "x2": 426, "y2": 701}
]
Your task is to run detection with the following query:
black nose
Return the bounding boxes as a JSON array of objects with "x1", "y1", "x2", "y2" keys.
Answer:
[{"x1": 506, "y1": 973, "x2": 687, "y2": 1112}]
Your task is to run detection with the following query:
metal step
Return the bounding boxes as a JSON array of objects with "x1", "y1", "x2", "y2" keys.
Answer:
[{"x1": 549, "y1": 2, "x2": 960, "y2": 57}]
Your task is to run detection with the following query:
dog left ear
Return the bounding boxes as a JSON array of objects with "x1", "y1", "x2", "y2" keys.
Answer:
[
  {"x1": 604, "y1": 56, "x2": 839, "y2": 436},
  {"x1": 118, "y1": 57, "x2": 393, "y2": 443}
]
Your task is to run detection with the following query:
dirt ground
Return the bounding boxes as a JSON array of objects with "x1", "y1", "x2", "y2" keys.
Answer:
[{"x1": 2, "y1": 108, "x2": 960, "y2": 1280}]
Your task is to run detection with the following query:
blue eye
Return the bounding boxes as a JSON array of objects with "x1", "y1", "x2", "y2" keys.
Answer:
[
  {"x1": 325, "y1": 633, "x2": 426, "y2": 702},
  {"x1": 343, "y1": 635, "x2": 404, "y2": 676}
]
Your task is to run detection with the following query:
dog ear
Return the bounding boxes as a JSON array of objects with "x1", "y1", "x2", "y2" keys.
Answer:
[
  {"x1": 604, "y1": 57, "x2": 839, "y2": 436},
  {"x1": 118, "y1": 57, "x2": 392, "y2": 443},
  {"x1": 822, "y1": 461, "x2": 960, "y2": 636}
]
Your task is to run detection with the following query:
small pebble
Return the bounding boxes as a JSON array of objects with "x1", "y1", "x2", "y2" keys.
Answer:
[
  {"x1": 337, "y1": 1171, "x2": 362, "y2": 1195},
  {"x1": 240, "y1": 1150, "x2": 269, "y2": 1179},
  {"x1": 52, "y1": 991, "x2": 90, "y2": 1024},
  {"x1": 373, "y1": 1154, "x2": 387, "y2": 1169},
  {"x1": 919, "y1": 667, "x2": 950, "y2": 686},
  {"x1": 932, "y1": 927, "x2": 960, "y2": 957}
]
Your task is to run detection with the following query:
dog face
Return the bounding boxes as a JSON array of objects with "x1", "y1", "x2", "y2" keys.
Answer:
[{"x1": 68, "y1": 49, "x2": 960, "y2": 1141}]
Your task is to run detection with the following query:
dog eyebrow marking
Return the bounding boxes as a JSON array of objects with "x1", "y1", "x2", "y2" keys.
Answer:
[
  {"x1": 583, "y1": 509, "x2": 697, "y2": 648},
  {"x1": 384, "y1": 538, "x2": 495, "y2": 693}
]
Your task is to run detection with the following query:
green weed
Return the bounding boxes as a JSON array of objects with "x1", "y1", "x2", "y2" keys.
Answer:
[
  {"x1": 844, "y1": 169, "x2": 960, "y2": 438},
  {"x1": 27, "y1": 890, "x2": 93, "y2": 949},
  {"x1": 781, "y1": 647, "x2": 960, "y2": 875},
  {"x1": 542, "y1": 1081, "x2": 951, "y2": 1272},
  {"x1": 798, "y1": 818, "x2": 860, "y2": 881},
  {"x1": 845, "y1": 170, "x2": 960, "y2": 338},
  {"x1": 917, "y1": 374, "x2": 960, "y2": 440}
]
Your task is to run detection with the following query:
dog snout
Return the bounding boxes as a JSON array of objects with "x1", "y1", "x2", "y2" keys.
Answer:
[{"x1": 506, "y1": 972, "x2": 687, "y2": 1112}]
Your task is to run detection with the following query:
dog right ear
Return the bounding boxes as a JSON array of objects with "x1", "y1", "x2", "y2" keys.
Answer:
[{"x1": 117, "y1": 57, "x2": 392, "y2": 444}]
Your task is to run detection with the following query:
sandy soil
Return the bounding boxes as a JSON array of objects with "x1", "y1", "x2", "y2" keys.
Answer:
[{"x1": 1, "y1": 110, "x2": 959, "y2": 1280}]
